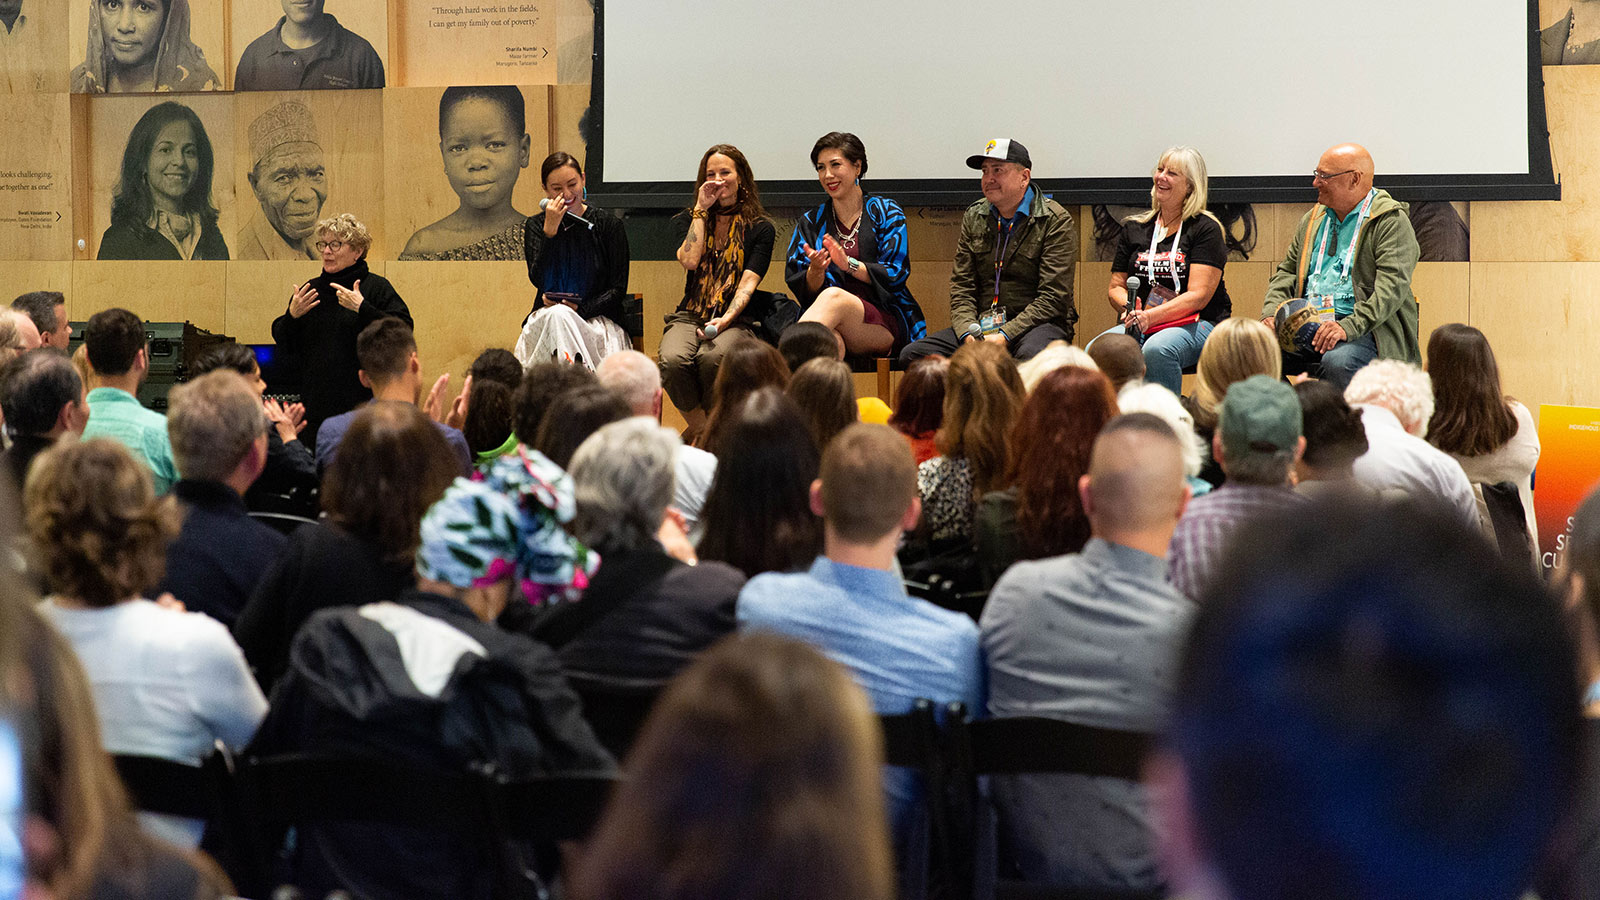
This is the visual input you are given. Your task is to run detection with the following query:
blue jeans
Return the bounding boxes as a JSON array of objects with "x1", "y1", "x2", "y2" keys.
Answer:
[
  {"x1": 1281, "y1": 332, "x2": 1378, "y2": 389},
  {"x1": 1089, "y1": 319, "x2": 1215, "y2": 395}
]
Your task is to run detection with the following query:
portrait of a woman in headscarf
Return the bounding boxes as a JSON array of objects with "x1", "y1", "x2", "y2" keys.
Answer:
[{"x1": 71, "y1": 0, "x2": 219, "y2": 93}]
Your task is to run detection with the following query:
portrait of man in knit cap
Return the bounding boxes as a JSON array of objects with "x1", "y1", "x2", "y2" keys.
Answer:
[{"x1": 238, "y1": 99, "x2": 327, "y2": 260}]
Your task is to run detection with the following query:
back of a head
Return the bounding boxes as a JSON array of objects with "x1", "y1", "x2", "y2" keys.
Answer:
[
  {"x1": 24, "y1": 439, "x2": 178, "y2": 608},
  {"x1": 703, "y1": 341, "x2": 791, "y2": 451},
  {"x1": 0, "y1": 310, "x2": 24, "y2": 366},
  {"x1": 570, "y1": 631, "x2": 893, "y2": 900},
  {"x1": 1173, "y1": 497, "x2": 1582, "y2": 900},
  {"x1": 355, "y1": 317, "x2": 417, "y2": 384},
  {"x1": 1566, "y1": 485, "x2": 1600, "y2": 659},
  {"x1": 0, "y1": 350, "x2": 81, "y2": 438},
  {"x1": 1345, "y1": 359, "x2": 1434, "y2": 436},
  {"x1": 323, "y1": 401, "x2": 458, "y2": 564},
  {"x1": 697, "y1": 389, "x2": 822, "y2": 577},
  {"x1": 596, "y1": 350, "x2": 661, "y2": 416},
  {"x1": 778, "y1": 321, "x2": 842, "y2": 372},
  {"x1": 532, "y1": 384, "x2": 630, "y2": 469},
  {"x1": 1423, "y1": 323, "x2": 1516, "y2": 456},
  {"x1": 1086, "y1": 412, "x2": 1187, "y2": 536},
  {"x1": 1294, "y1": 379, "x2": 1368, "y2": 473},
  {"x1": 569, "y1": 417, "x2": 679, "y2": 554},
  {"x1": 166, "y1": 371, "x2": 266, "y2": 483},
  {"x1": 1008, "y1": 365, "x2": 1120, "y2": 558},
  {"x1": 514, "y1": 362, "x2": 598, "y2": 444},
  {"x1": 190, "y1": 342, "x2": 260, "y2": 379},
  {"x1": 1194, "y1": 318, "x2": 1280, "y2": 423},
  {"x1": 462, "y1": 380, "x2": 516, "y2": 456},
  {"x1": 787, "y1": 358, "x2": 857, "y2": 452},
  {"x1": 941, "y1": 340, "x2": 1025, "y2": 494},
  {"x1": 467, "y1": 348, "x2": 523, "y2": 391},
  {"x1": 889, "y1": 354, "x2": 948, "y2": 437},
  {"x1": 820, "y1": 423, "x2": 916, "y2": 545},
  {"x1": 12, "y1": 291, "x2": 64, "y2": 335},
  {"x1": 1087, "y1": 334, "x2": 1146, "y2": 391},
  {"x1": 1115, "y1": 383, "x2": 1203, "y2": 479},
  {"x1": 1015, "y1": 340, "x2": 1097, "y2": 393},
  {"x1": 84, "y1": 308, "x2": 146, "y2": 377},
  {"x1": 1218, "y1": 375, "x2": 1301, "y2": 486}
]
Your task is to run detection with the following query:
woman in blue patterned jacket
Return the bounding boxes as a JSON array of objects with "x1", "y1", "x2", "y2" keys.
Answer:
[{"x1": 785, "y1": 132, "x2": 925, "y2": 357}]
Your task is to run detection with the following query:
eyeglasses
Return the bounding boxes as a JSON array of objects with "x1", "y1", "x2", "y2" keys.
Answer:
[
  {"x1": 315, "y1": 240, "x2": 344, "y2": 252},
  {"x1": 1311, "y1": 169, "x2": 1356, "y2": 183}
]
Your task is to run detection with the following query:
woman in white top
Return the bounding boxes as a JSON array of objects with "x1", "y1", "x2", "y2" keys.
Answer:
[
  {"x1": 1424, "y1": 323, "x2": 1541, "y2": 558},
  {"x1": 24, "y1": 438, "x2": 267, "y2": 847}
]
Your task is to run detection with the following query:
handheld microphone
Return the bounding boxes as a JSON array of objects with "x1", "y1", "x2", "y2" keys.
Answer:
[
  {"x1": 539, "y1": 198, "x2": 594, "y2": 228},
  {"x1": 963, "y1": 321, "x2": 984, "y2": 341},
  {"x1": 702, "y1": 322, "x2": 719, "y2": 339},
  {"x1": 1125, "y1": 275, "x2": 1143, "y2": 342}
]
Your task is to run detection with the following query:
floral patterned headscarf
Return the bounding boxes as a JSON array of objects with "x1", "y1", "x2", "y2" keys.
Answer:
[{"x1": 415, "y1": 449, "x2": 598, "y2": 608}]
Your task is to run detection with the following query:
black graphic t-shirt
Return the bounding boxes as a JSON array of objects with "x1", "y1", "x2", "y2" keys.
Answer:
[{"x1": 1112, "y1": 214, "x2": 1231, "y2": 323}]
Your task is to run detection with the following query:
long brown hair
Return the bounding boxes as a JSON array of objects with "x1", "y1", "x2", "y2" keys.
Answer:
[
  {"x1": 1008, "y1": 366, "x2": 1120, "y2": 559},
  {"x1": 787, "y1": 358, "x2": 857, "y2": 451},
  {"x1": 889, "y1": 355, "x2": 948, "y2": 437},
  {"x1": 1424, "y1": 323, "x2": 1518, "y2": 457},
  {"x1": 698, "y1": 340, "x2": 790, "y2": 451},
  {"x1": 691, "y1": 143, "x2": 767, "y2": 222},
  {"x1": 938, "y1": 341, "x2": 1024, "y2": 495},
  {"x1": 322, "y1": 401, "x2": 459, "y2": 565},
  {"x1": 569, "y1": 632, "x2": 894, "y2": 900}
]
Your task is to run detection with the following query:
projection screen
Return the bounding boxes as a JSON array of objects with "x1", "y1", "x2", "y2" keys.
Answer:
[{"x1": 588, "y1": 0, "x2": 1555, "y2": 208}]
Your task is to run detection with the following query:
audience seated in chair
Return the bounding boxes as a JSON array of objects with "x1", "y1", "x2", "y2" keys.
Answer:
[
  {"x1": 529, "y1": 382, "x2": 629, "y2": 470},
  {"x1": 525, "y1": 418, "x2": 743, "y2": 757},
  {"x1": 1168, "y1": 375, "x2": 1307, "y2": 603},
  {"x1": 233, "y1": 402, "x2": 458, "y2": 694},
  {"x1": 1292, "y1": 379, "x2": 1374, "y2": 499},
  {"x1": 154, "y1": 371, "x2": 288, "y2": 627},
  {"x1": 26, "y1": 439, "x2": 267, "y2": 847},
  {"x1": 1117, "y1": 381, "x2": 1213, "y2": 499},
  {"x1": 739, "y1": 422, "x2": 982, "y2": 843},
  {"x1": 1184, "y1": 317, "x2": 1281, "y2": 487},
  {"x1": 981, "y1": 412, "x2": 1192, "y2": 892},
  {"x1": 889, "y1": 355, "x2": 948, "y2": 466},
  {"x1": 190, "y1": 344, "x2": 319, "y2": 515},
  {"x1": 80, "y1": 307, "x2": 179, "y2": 493},
  {"x1": 1343, "y1": 359, "x2": 1478, "y2": 531},
  {"x1": 0, "y1": 349, "x2": 88, "y2": 491},
  {"x1": 1152, "y1": 496, "x2": 1581, "y2": 900},
  {"x1": 246, "y1": 466, "x2": 614, "y2": 900},
  {"x1": 314, "y1": 317, "x2": 471, "y2": 475},
  {"x1": 569, "y1": 632, "x2": 894, "y2": 900},
  {"x1": 598, "y1": 349, "x2": 718, "y2": 531},
  {"x1": 788, "y1": 358, "x2": 858, "y2": 451},
  {"x1": 459, "y1": 347, "x2": 524, "y2": 464},
  {"x1": 696, "y1": 339, "x2": 790, "y2": 452},
  {"x1": 918, "y1": 341, "x2": 1024, "y2": 546},
  {"x1": 1087, "y1": 332, "x2": 1147, "y2": 395}
]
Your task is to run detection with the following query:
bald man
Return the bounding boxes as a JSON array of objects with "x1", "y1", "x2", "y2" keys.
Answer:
[
  {"x1": 1262, "y1": 143, "x2": 1420, "y2": 388},
  {"x1": 979, "y1": 412, "x2": 1193, "y2": 891}
]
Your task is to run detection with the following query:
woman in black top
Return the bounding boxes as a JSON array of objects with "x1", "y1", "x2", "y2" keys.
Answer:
[
  {"x1": 269, "y1": 212, "x2": 412, "y2": 445},
  {"x1": 98, "y1": 102, "x2": 229, "y2": 261},
  {"x1": 1096, "y1": 145, "x2": 1231, "y2": 395},
  {"x1": 515, "y1": 151, "x2": 632, "y2": 370},
  {"x1": 657, "y1": 143, "x2": 776, "y2": 444}
]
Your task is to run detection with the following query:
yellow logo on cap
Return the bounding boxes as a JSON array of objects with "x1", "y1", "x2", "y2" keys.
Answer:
[{"x1": 985, "y1": 140, "x2": 998, "y2": 155}]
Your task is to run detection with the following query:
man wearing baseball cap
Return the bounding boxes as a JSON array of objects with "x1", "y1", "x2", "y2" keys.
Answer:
[
  {"x1": 898, "y1": 138, "x2": 1077, "y2": 363},
  {"x1": 1167, "y1": 375, "x2": 1308, "y2": 602}
]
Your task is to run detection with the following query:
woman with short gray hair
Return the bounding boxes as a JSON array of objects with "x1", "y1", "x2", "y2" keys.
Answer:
[{"x1": 528, "y1": 417, "x2": 747, "y2": 758}]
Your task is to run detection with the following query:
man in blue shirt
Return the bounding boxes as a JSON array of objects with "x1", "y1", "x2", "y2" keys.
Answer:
[
  {"x1": 315, "y1": 318, "x2": 471, "y2": 475},
  {"x1": 80, "y1": 308, "x2": 179, "y2": 494},
  {"x1": 738, "y1": 423, "x2": 982, "y2": 836}
]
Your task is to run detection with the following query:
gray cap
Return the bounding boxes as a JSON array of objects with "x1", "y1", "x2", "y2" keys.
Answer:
[{"x1": 1219, "y1": 375, "x2": 1302, "y2": 460}]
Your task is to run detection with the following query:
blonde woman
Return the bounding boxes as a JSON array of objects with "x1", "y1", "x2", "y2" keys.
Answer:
[
  {"x1": 1185, "y1": 317, "x2": 1280, "y2": 485},
  {"x1": 1095, "y1": 146, "x2": 1231, "y2": 394}
]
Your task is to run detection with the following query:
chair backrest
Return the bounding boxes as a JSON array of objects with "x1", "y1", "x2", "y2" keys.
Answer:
[
  {"x1": 569, "y1": 678, "x2": 661, "y2": 763},
  {"x1": 962, "y1": 717, "x2": 1153, "y2": 780},
  {"x1": 878, "y1": 698, "x2": 939, "y2": 770},
  {"x1": 247, "y1": 510, "x2": 319, "y2": 536},
  {"x1": 113, "y1": 749, "x2": 233, "y2": 820}
]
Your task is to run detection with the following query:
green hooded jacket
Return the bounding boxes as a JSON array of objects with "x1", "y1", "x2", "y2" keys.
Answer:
[{"x1": 1262, "y1": 189, "x2": 1421, "y2": 364}]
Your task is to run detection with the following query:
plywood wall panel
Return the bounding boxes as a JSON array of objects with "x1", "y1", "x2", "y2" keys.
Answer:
[
  {"x1": 1474, "y1": 65, "x2": 1600, "y2": 262},
  {"x1": 1, "y1": 0, "x2": 69, "y2": 94},
  {"x1": 549, "y1": 83, "x2": 589, "y2": 167},
  {"x1": 1469, "y1": 262, "x2": 1600, "y2": 410},
  {"x1": 385, "y1": 260, "x2": 534, "y2": 385},
  {"x1": 1412, "y1": 261, "x2": 1470, "y2": 351},
  {"x1": 71, "y1": 260, "x2": 227, "y2": 329},
  {"x1": 0, "y1": 93, "x2": 74, "y2": 259}
]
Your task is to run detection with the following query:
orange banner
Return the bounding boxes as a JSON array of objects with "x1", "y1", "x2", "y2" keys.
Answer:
[{"x1": 1535, "y1": 405, "x2": 1600, "y2": 573}]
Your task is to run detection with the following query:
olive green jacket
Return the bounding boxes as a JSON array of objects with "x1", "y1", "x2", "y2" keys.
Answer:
[
  {"x1": 1263, "y1": 190, "x2": 1421, "y2": 364},
  {"x1": 949, "y1": 190, "x2": 1078, "y2": 342}
]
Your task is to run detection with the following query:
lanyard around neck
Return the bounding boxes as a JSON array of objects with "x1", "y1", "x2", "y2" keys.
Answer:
[
  {"x1": 993, "y1": 213, "x2": 1024, "y2": 301},
  {"x1": 1312, "y1": 189, "x2": 1377, "y2": 282},
  {"x1": 1147, "y1": 215, "x2": 1183, "y2": 293}
]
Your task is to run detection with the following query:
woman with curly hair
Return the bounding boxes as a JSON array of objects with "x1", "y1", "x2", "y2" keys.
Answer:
[
  {"x1": 917, "y1": 340, "x2": 1024, "y2": 544},
  {"x1": 25, "y1": 438, "x2": 266, "y2": 848},
  {"x1": 977, "y1": 365, "x2": 1120, "y2": 585}
]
